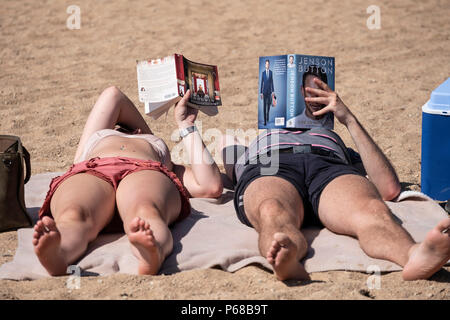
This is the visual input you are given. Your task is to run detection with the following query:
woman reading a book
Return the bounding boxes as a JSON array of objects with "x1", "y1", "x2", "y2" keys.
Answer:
[{"x1": 32, "y1": 86, "x2": 223, "y2": 276}]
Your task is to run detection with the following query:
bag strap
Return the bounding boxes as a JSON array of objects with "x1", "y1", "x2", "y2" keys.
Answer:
[
  {"x1": 22, "y1": 146, "x2": 31, "y2": 184},
  {"x1": 1, "y1": 135, "x2": 31, "y2": 184}
]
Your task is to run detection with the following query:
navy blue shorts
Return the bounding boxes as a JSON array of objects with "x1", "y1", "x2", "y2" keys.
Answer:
[{"x1": 233, "y1": 152, "x2": 365, "y2": 228}]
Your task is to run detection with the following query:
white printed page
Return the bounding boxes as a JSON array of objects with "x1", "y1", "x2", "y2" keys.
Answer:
[{"x1": 137, "y1": 55, "x2": 179, "y2": 103}]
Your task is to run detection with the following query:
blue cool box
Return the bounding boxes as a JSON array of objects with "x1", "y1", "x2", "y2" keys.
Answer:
[{"x1": 421, "y1": 77, "x2": 450, "y2": 201}]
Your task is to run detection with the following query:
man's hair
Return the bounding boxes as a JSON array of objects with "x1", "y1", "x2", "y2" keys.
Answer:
[
  {"x1": 302, "y1": 64, "x2": 328, "y2": 87},
  {"x1": 265, "y1": 59, "x2": 270, "y2": 64}
]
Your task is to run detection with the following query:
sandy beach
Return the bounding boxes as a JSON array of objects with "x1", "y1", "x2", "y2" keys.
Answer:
[{"x1": 1, "y1": 0, "x2": 449, "y2": 300}]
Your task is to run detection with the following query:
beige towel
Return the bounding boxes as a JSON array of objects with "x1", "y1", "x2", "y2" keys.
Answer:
[{"x1": 0, "y1": 172, "x2": 448, "y2": 280}]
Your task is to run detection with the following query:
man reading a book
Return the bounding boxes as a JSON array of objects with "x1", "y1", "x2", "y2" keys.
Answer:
[{"x1": 221, "y1": 78, "x2": 450, "y2": 281}]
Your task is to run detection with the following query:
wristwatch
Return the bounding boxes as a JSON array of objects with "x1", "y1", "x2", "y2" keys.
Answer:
[{"x1": 179, "y1": 125, "x2": 197, "y2": 138}]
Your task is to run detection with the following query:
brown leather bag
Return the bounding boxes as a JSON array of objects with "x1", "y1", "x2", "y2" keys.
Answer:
[{"x1": 0, "y1": 135, "x2": 32, "y2": 232}]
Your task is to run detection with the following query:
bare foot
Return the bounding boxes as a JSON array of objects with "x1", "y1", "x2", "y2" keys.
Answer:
[
  {"x1": 402, "y1": 218, "x2": 450, "y2": 280},
  {"x1": 32, "y1": 216, "x2": 67, "y2": 276},
  {"x1": 128, "y1": 217, "x2": 162, "y2": 275},
  {"x1": 266, "y1": 232, "x2": 310, "y2": 281}
]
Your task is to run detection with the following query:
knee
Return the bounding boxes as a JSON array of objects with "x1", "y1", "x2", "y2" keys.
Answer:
[
  {"x1": 355, "y1": 198, "x2": 394, "y2": 231},
  {"x1": 101, "y1": 86, "x2": 124, "y2": 101},
  {"x1": 135, "y1": 203, "x2": 161, "y2": 218},
  {"x1": 54, "y1": 205, "x2": 92, "y2": 225},
  {"x1": 125, "y1": 203, "x2": 163, "y2": 225},
  {"x1": 258, "y1": 198, "x2": 299, "y2": 226}
]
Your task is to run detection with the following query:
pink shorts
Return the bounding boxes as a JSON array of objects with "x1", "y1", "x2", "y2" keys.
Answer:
[{"x1": 38, "y1": 157, "x2": 191, "y2": 233}]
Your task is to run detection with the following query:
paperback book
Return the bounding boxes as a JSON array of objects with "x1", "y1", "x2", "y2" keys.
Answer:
[
  {"x1": 137, "y1": 54, "x2": 222, "y2": 119},
  {"x1": 258, "y1": 54, "x2": 335, "y2": 129}
]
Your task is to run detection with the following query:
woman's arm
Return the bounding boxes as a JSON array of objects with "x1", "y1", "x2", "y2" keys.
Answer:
[
  {"x1": 172, "y1": 90, "x2": 223, "y2": 198},
  {"x1": 74, "y1": 86, "x2": 152, "y2": 162},
  {"x1": 306, "y1": 79, "x2": 401, "y2": 201}
]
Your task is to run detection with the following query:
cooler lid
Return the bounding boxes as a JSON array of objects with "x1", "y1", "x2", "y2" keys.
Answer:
[
  {"x1": 429, "y1": 77, "x2": 450, "y2": 111},
  {"x1": 422, "y1": 77, "x2": 450, "y2": 115}
]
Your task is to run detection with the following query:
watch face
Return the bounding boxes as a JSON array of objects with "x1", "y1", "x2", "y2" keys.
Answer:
[{"x1": 180, "y1": 125, "x2": 196, "y2": 137}]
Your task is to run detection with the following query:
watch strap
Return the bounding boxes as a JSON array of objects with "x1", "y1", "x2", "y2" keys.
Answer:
[{"x1": 179, "y1": 125, "x2": 197, "y2": 138}]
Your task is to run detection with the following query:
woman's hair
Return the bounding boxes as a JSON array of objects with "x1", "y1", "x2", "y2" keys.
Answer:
[{"x1": 302, "y1": 64, "x2": 328, "y2": 87}]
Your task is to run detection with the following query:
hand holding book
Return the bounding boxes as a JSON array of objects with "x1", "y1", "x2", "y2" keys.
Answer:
[
  {"x1": 174, "y1": 90, "x2": 199, "y2": 129},
  {"x1": 305, "y1": 78, "x2": 354, "y2": 126},
  {"x1": 137, "y1": 54, "x2": 221, "y2": 120}
]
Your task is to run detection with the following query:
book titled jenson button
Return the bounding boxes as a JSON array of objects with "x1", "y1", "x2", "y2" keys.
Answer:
[{"x1": 258, "y1": 54, "x2": 335, "y2": 130}]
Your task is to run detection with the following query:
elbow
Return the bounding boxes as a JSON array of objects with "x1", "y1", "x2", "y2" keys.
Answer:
[
  {"x1": 199, "y1": 181, "x2": 223, "y2": 198},
  {"x1": 206, "y1": 182, "x2": 224, "y2": 198},
  {"x1": 381, "y1": 181, "x2": 401, "y2": 201}
]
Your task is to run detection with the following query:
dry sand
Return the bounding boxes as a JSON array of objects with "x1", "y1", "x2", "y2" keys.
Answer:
[{"x1": 1, "y1": 0, "x2": 449, "y2": 300}]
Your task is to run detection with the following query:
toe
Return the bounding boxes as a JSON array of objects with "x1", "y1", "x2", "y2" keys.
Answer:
[
  {"x1": 139, "y1": 218, "x2": 146, "y2": 230},
  {"x1": 41, "y1": 216, "x2": 57, "y2": 231},
  {"x1": 436, "y1": 218, "x2": 450, "y2": 232},
  {"x1": 34, "y1": 221, "x2": 43, "y2": 232},
  {"x1": 274, "y1": 233, "x2": 291, "y2": 247},
  {"x1": 269, "y1": 245, "x2": 278, "y2": 257},
  {"x1": 271, "y1": 240, "x2": 281, "y2": 251},
  {"x1": 129, "y1": 217, "x2": 140, "y2": 232}
]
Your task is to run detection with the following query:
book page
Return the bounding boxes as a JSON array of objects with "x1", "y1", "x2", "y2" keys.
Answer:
[
  {"x1": 137, "y1": 55, "x2": 179, "y2": 103},
  {"x1": 145, "y1": 96, "x2": 181, "y2": 120}
]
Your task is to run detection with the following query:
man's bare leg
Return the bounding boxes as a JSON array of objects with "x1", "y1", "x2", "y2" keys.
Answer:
[
  {"x1": 243, "y1": 176, "x2": 310, "y2": 280},
  {"x1": 402, "y1": 218, "x2": 450, "y2": 280},
  {"x1": 319, "y1": 174, "x2": 450, "y2": 280},
  {"x1": 33, "y1": 174, "x2": 116, "y2": 276}
]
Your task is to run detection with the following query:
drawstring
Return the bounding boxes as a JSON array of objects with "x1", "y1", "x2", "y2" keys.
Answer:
[{"x1": 86, "y1": 157, "x2": 100, "y2": 168}]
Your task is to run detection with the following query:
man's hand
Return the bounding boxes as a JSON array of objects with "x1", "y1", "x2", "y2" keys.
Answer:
[
  {"x1": 305, "y1": 78, "x2": 355, "y2": 126},
  {"x1": 174, "y1": 89, "x2": 199, "y2": 128}
]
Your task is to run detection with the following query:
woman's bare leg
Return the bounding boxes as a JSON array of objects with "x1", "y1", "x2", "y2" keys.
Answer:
[
  {"x1": 116, "y1": 170, "x2": 182, "y2": 275},
  {"x1": 74, "y1": 86, "x2": 152, "y2": 163},
  {"x1": 33, "y1": 174, "x2": 116, "y2": 276}
]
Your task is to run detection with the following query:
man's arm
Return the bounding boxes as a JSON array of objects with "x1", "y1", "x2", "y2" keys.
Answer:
[
  {"x1": 343, "y1": 115, "x2": 401, "y2": 200},
  {"x1": 306, "y1": 79, "x2": 401, "y2": 201},
  {"x1": 270, "y1": 71, "x2": 274, "y2": 95},
  {"x1": 260, "y1": 72, "x2": 264, "y2": 98}
]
